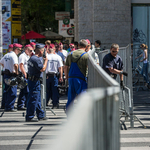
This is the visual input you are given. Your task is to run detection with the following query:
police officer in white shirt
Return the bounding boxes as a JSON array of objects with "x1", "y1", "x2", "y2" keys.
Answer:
[
  {"x1": 0, "y1": 43, "x2": 22, "y2": 111},
  {"x1": 17, "y1": 44, "x2": 33, "y2": 110},
  {"x1": 0, "y1": 44, "x2": 14, "y2": 109},
  {"x1": 46, "y1": 44, "x2": 63, "y2": 108}
]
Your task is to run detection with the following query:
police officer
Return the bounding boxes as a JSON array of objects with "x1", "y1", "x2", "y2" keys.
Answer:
[
  {"x1": 26, "y1": 44, "x2": 48, "y2": 122},
  {"x1": 17, "y1": 44, "x2": 33, "y2": 110},
  {"x1": 46, "y1": 44, "x2": 63, "y2": 108},
  {"x1": 102, "y1": 43, "x2": 128, "y2": 87},
  {"x1": 0, "y1": 43, "x2": 22, "y2": 111},
  {"x1": 64, "y1": 39, "x2": 88, "y2": 112},
  {"x1": 0, "y1": 44, "x2": 14, "y2": 109}
]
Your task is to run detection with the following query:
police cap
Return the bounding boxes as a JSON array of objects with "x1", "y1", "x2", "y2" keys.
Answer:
[{"x1": 36, "y1": 43, "x2": 45, "y2": 49}]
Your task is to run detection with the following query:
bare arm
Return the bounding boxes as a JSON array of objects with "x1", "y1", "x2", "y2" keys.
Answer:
[
  {"x1": 135, "y1": 53, "x2": 143, "y2": 59},
  {"x1": 64, "y1": 65, "x2": 69, "y2": 80},
  {"x1": 40, "y1": 58, "x2": 48, "y2": 72},
  {"x1": 141, "y1": 50, "x2": 147, "y2": 62},
  {"x1": 20, "y1": 63, "x2": 27, "y2": 78},
  {"x1": 14, "y1": 64, "x2": 18, "y2": 75},
  {"x1": 108, "y1": 68, "x2": 122, "y2": 75},
  {"x1": 109, "y1": 68, "x2": 123, "y2": 81},
  {"x1": 58, "y1": 66, "x2": 63, "y2": 82},
  {"x1": 0, "y1": 63, "x2": 4, "y2": 67}
]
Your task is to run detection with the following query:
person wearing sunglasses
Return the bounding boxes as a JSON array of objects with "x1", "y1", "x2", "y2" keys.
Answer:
[
  {"x1": 0, "y1": 43, "x2": 22, "y2": 111},
  {"x1": 17, "y1": 44, "x2": 33, "y2": 110},
  {"x1": 135, "y1": 44, "x2": 150, "y2": 88},
  {"x1": 102, "y1": 43, "x2": 128, "y2": 88}
]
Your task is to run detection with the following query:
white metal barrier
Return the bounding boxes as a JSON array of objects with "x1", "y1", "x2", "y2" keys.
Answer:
[{"x1": 46, "y1": 88, "x2": 120, "y2": 150}]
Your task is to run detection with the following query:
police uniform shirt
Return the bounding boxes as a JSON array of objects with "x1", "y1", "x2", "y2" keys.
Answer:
[
  {"x1": 28, "y1": 55, "x2": 43, "y2": 78},
  {"x1": 46, "y1": 54, "x2": 63, "y2": 74},
  {"x1": 19, "y1": 52, "x2": 30, "y2": 73},
  {"x1": 0, "y1": 51, "x2": 18, "y2": 73},
  {"x1": 102, "y1": 53, "x2": 123, "y2": 79}
]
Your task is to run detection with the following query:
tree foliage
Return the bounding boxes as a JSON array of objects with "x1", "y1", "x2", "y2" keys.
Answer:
[{"x1": 21, "y1": 0, "x2": 65, "y2": 34}]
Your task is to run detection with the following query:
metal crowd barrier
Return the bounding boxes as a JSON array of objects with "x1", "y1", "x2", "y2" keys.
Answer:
[{"x1": 46, "y1": 88, "x2": 120, "y2": 150}]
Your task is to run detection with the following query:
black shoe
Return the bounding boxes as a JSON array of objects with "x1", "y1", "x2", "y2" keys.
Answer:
[
  {"x1": 52, "y1": 104, "x2": 59, "y2": 109},
  {"x1": 26, "y1": 118, "x2": 38, "y2": 122},
  {"x1": 0, "y1": 106, "x2": 5, "y2": 109},
  {"x1": 5, "y1": 109, "x2": 17, "y2": 112},
  {"x1": 147, "y1": 84, "x2": 150, "y2": 89},
  {"x1": 38, "y1": 117, "x2": 48, "y2": 121},
  {"x1": 17, "y1": 107, "x2": 26, "y2": 111}
]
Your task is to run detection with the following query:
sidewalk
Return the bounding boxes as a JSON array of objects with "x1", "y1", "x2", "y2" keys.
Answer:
[
  {"x1": 121, "y1": 90, "x2": 150, "y2": 150},
  {"x1": 0, "y1": 88, "x2": 67, "y2": 150},
  {"x1": 0, "y1": 88, "x2": 150, "y2": 149}
]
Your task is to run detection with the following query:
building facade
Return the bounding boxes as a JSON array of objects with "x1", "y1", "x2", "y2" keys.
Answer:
[{"x1": 74, "y1": 0, "x2": 150, "y2": 52}]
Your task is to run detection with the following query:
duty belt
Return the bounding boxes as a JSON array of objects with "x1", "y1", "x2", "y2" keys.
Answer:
[
  {"x1": 28, "y1": 75, "x2": 42, "y2": 82},
  {"x1": 2, "y1": 69, "x2": 17, "y2": 77},
  {"x1": 46, "y1": 73, "x2": 57, "y2": 78}
]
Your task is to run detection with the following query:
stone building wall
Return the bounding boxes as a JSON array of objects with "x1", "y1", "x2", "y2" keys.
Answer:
[{"x1": 74, "y1": 0, "x2": 131, "y2": 49}]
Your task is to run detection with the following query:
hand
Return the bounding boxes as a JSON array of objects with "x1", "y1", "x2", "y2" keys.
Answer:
[
  {"x1": 120, "y1": 81, "x2": 125, "y2": 89},
  {"x1": 24, "y1": 73, "x2": 27, "y2": 79},
  {"x1": 140, "y1": 60, "x2": 143, "y2": 62},
  {"x1": 59, "y1": 77, "x2": 63, "y2": 82}
]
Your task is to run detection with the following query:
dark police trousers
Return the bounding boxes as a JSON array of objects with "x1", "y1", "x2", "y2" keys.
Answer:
[
  {"x1": 66, "y1": 52, "x2": 87, "y2": 111},
  {"x1": 46, "y1": 75, "x2": 59, "y2": 106},
  {"x1": 3, "y1": 74, "x2": 17, "y2": 110},
  {"x1": 17, "y1": 78, "x2": 29, "y2": 109},
  {"x1": 26, "y1": 79, "x2": 44, "y2": 120}
]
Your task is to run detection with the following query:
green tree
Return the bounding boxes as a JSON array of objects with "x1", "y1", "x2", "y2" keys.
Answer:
[{"x1": 21, "y1": 0, "x2": 65, "y2": 34}]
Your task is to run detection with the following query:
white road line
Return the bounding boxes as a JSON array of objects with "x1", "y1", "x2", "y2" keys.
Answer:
[{"x1": 121, "y1": 137, "x2": 150, "y2": 143}]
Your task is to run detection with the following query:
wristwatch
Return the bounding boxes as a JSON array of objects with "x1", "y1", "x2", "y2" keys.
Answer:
[{"x1": 120, "y1": 71, "x2": 123, "y2": 74}]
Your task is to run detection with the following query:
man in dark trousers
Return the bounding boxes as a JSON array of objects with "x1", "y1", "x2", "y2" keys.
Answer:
[
  {"x1": 64, "y1": 39, "x2": 88, "y2": 112},
  {"x1": 26, "y1": 44, "x2": 48, "y2": 122},
  {"x1": 102, "y1": 43, "x2": 127, "y2": 87}
]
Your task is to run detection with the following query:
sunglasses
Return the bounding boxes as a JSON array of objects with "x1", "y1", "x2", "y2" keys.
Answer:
[
  {"x1": 70, "y1": 47, "x2": 74, "y2": 48},
  {"x1": 112, "y1": 51, "x2": 118, "y2": 53},
  {"x1": 17, "y1": 48, "x2": 21, "y2": 51}
]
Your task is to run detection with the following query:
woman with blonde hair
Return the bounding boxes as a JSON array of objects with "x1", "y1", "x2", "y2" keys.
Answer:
[{"x1": 135, "y1": 44, "x2": 150, "y2": 88}]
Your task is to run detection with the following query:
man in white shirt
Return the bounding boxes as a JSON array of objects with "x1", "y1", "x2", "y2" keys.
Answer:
[
  {"x1": 0, "y1": 44, "x2": 14, "y2": 109},
  {"x1": 17, "y1": 44, "x2": 33, "y2": 110},
  {"x1": 59, "y1": 43, "x2": 68, "y2": 63},
  {"x1": 46, "y1": 44, "x2": 63, "y2": 108},
  {"x1": 0, "y1": 43, "x2": 22, "y2": 111}
]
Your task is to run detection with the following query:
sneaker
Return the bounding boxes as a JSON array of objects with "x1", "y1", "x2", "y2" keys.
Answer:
[
  {"x1": 38, "y1": 117, "x2": 48, "y2": 121},
  {"x1": 26, "y1": 118, "x2": 38, "y2": 122},
  {"x1": 0, "y1": 106, "x2": 5, "y2": 109},
  {"x1": 147, "y1": 84, "x2": 150, "y2": 89},
  {"x1": 17, "y1": 107, "x2": 26, "y2": 111}
]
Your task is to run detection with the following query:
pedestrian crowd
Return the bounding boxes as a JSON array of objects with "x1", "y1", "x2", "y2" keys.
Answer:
[{"x1": 0, "y1": 39, "x2": 129, "y2": 121}]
